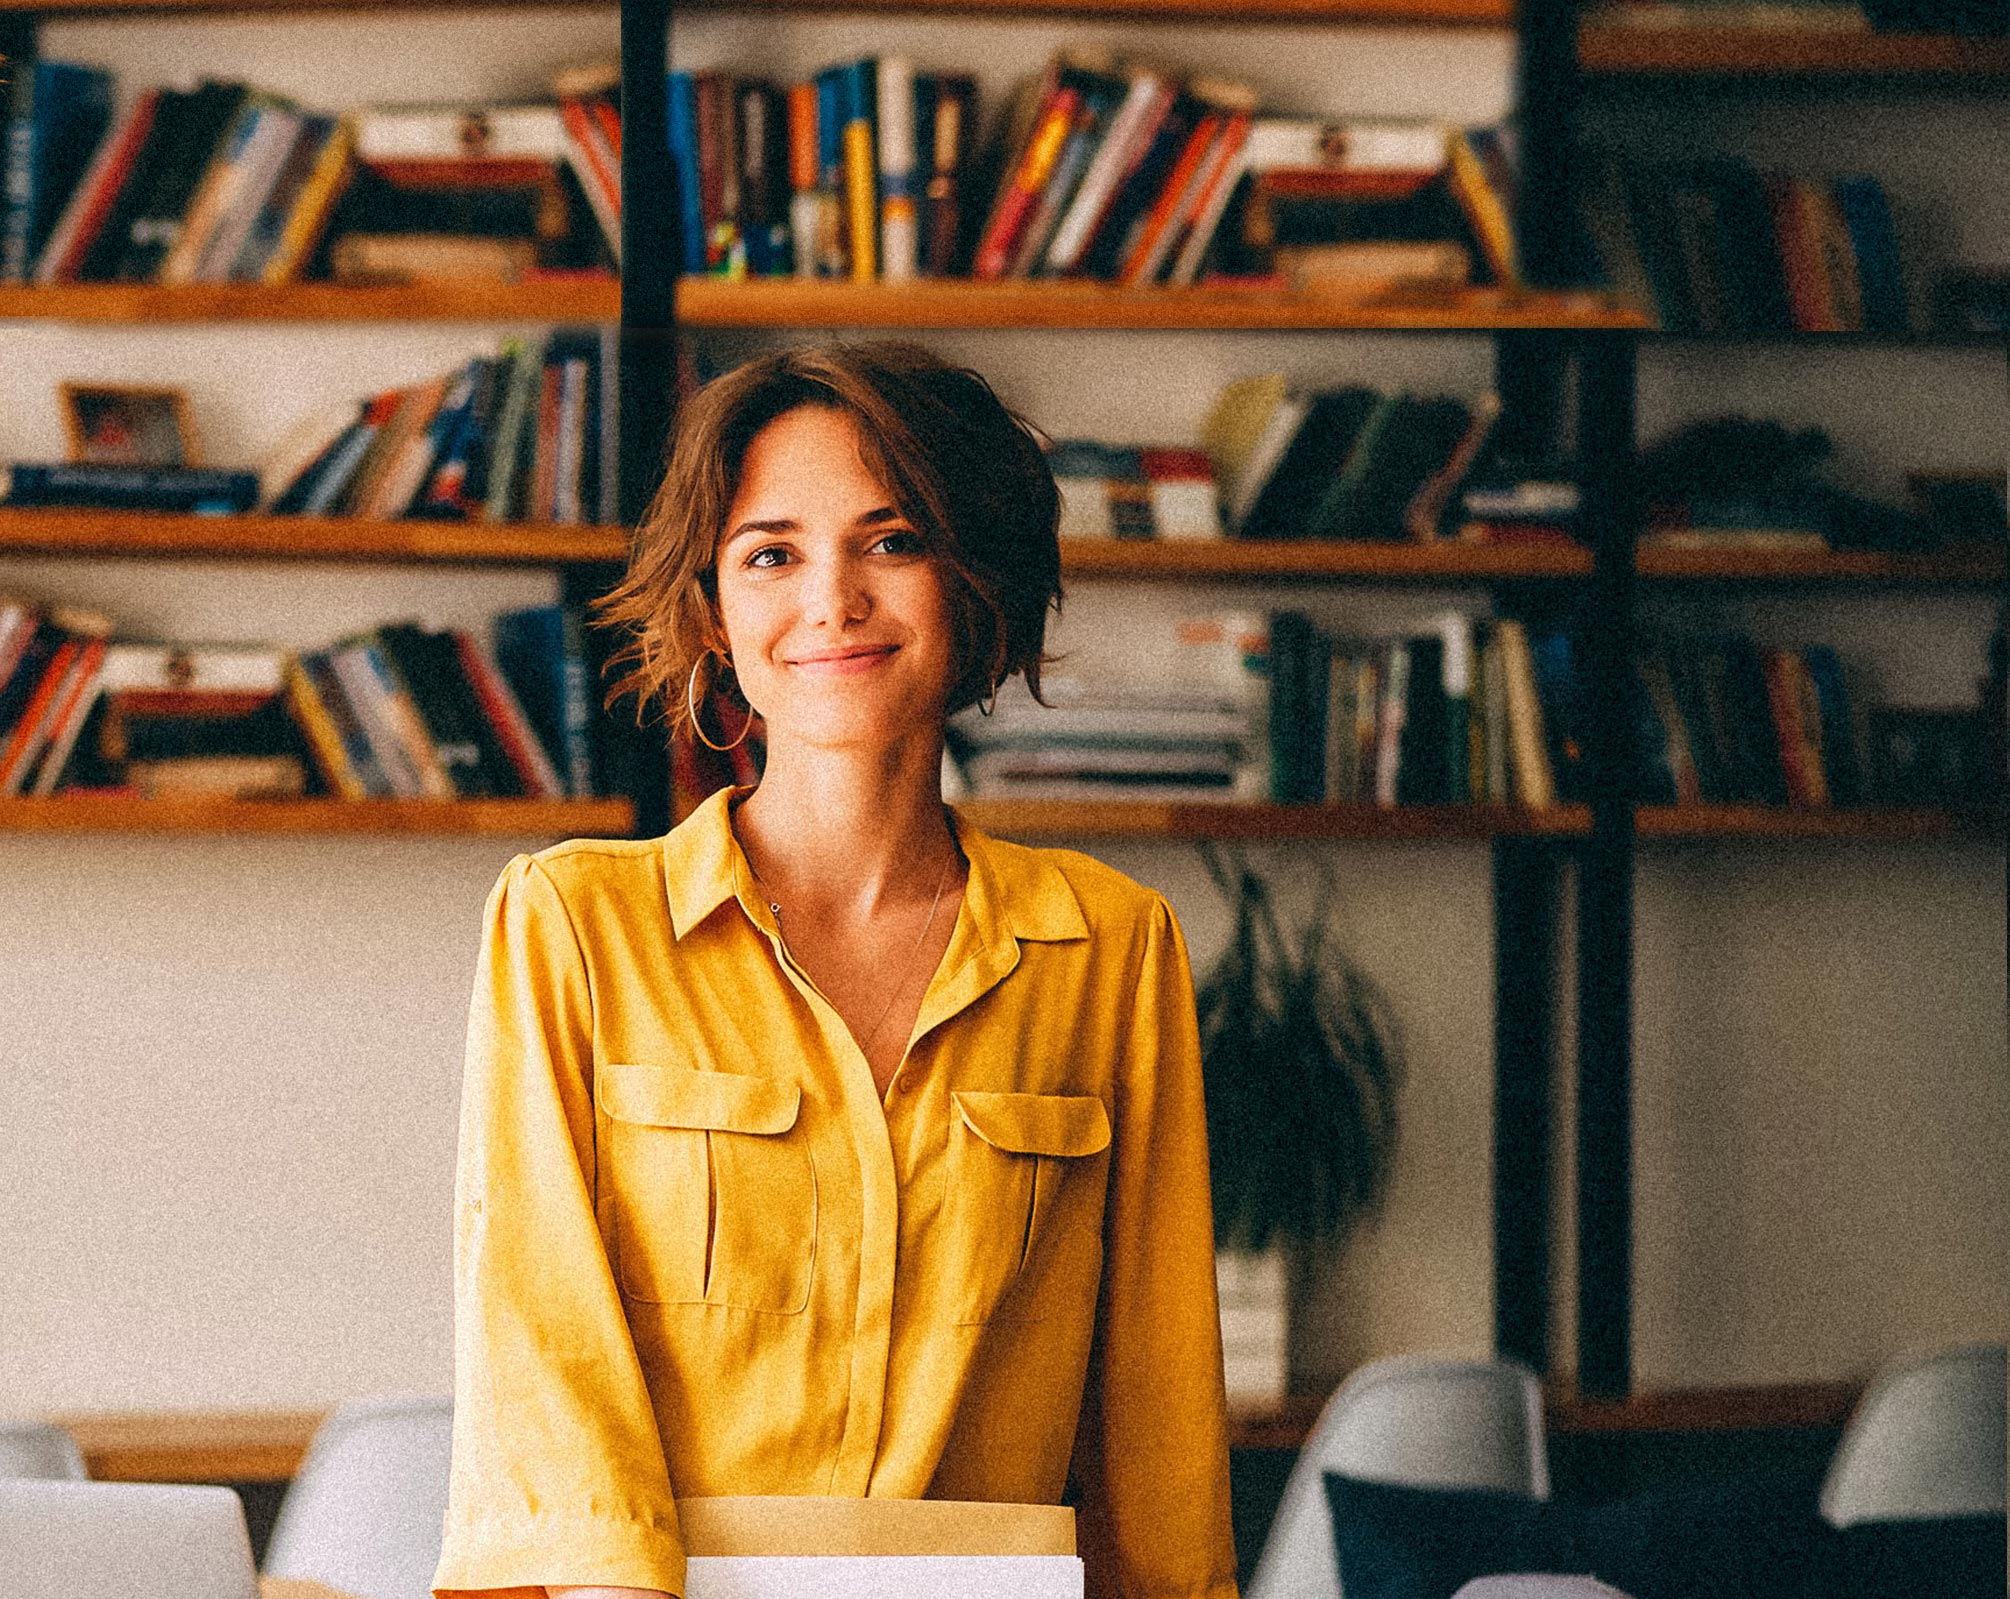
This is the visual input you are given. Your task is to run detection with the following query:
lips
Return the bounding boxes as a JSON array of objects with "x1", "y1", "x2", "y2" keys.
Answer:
[{"x1": 785, "y1": 643, "x2": 900, "y2": 673}]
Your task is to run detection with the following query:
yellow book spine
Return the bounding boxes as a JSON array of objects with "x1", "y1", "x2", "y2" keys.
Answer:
[
  {"x1": 262, "y1": 120, "x2": 356, "y2": 286},
  {"x1": 282, "y1": 654, "x2": 367, "y2": 800},
  {"x1": 843, "y1": 120, "x2": 877, "y2": 282},
  {"x1": 1447, "y1": 131, "x2": 1517, "y2": 288}
]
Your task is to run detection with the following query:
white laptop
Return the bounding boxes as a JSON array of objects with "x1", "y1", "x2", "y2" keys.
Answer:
[{"x1": 0, "y1": 1479, "x2": 260, "y2": 1599}]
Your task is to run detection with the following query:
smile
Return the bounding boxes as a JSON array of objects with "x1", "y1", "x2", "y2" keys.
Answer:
[{"x1": 786, "y1": 645, "x2": 900, "y2": 674}]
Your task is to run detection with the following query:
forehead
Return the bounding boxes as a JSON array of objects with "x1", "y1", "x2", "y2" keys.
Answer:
[{"x1": 733, "y1": 405, "x2": 894, "y2": 504}]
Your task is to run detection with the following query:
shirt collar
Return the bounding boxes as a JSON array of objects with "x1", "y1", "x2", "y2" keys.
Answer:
[{"x1": 659, "y1": 784, "x2": 1088, "y2": 948}]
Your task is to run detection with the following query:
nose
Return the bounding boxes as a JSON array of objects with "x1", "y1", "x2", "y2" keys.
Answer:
[{"x1": 804, "y1": 547, "x2": 871, "y2": 629}]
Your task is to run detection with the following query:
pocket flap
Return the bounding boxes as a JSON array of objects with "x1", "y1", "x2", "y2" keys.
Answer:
[
  {"x1": 599, "y1": 1062, "x2": 801, "y2": 1135},
  {"x1": 954, "y1": 1091, "x2": 1111, "y2": 1158}
]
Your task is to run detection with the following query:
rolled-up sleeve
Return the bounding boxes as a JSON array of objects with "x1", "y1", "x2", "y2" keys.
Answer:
[
  {"x1": 1071, "y1": 894, "x2": 1240, "y2": 1599},
  {"x1": 433, "y1": 854, "x2": 687, "y2": 1599}
]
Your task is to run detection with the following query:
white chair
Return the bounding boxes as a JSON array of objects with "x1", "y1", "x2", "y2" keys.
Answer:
[
  {"x1": 1245, "y1": 1355, "x2": 1551, "y2": 1599},
  {"x1": 0, "y1": 1479, "x2": 259, "y2": 1599},
  {"x1": 1820, "y1": 1342, "x2": 2007, "y2": 1526},
  {"x1": 262, "y1": 1394, "x2": 453, "y2": 1599},
  {"x1": 1453, "y1": 1580, "x2": 1636, "y2": 1599},
  {"x1": 0, "y1": 1420, "x2": 88, "y2": 1479}
]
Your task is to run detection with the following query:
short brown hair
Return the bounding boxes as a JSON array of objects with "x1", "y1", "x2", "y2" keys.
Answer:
[{"x1": 594, "y1": 340, "x2": 1062, "y2": 731}]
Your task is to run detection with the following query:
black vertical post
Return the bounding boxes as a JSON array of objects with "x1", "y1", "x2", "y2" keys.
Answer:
[
  {"x1": 1514, "y1": 0, "x2": 1586, "y2": 290},
  {"x1": 605, "y1": 0, "x2": 678, "y2": 839},
  {"x1": 1573, "y1": 333, "x2": 1638, "y2": 1397},
  {"x1": 1493, "y1": 837, "x2": 1560, "y2": 1374},
  {"x1": 619, "y1": 0, "x2": 677, "y2": 527}
]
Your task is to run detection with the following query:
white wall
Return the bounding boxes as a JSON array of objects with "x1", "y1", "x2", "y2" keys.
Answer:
[{"x1": 0, "y1": 5, "x2": 2003, "y2": 1420}]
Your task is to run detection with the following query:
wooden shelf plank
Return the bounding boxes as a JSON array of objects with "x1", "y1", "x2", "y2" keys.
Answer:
[
  {"x1": 955, "y1": 799, "x2": 1593, "y2": 839},
  {"x1": 674, "y1": 0, "x2": 1512, "y2": 21},
  {"x1": 0, "y1": 279, "x2": 620, "y2": 324},
  {"x1": 1579, "y1": 20, "x2": 2010, "y2": 77},
  {"x1": 0, "y1": 508, "x2": 629, "y2": 565},
  {"x1": 1060, "y1": 536, "x2": 1592, "y2": 580},
  {"x1": 1636, "y1": 805, "x2": 1992, "y2": 840},
  {"x1": 0, "y1": 795, "x2": 636, "y2": 835},
  {"x1": 4, "y1": 0, "x2": 1508, "y2": 15},
  {"x1": 1636, "y1": 541, "x2": 2006, "y2": 585},
  {"x1": 677, "y1": 276, "x2": 1650, "y2": 331}
]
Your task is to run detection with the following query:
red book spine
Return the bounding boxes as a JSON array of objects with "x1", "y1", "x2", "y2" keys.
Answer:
[{"x1": 971, "y1": 86, "x2": 1082, "y2": 280}]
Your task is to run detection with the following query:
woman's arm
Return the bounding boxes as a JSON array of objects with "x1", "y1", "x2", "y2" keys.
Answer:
[
  {"x1": 1071, "y1": 894, "x2": 1241, "y2": 1599},
  {"x1": 433, "y1": 855, "x2": 689, "y2": 1599}
]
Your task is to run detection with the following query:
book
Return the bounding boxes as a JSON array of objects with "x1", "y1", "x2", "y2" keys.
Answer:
[
  {"x1": 115, "y1": 79, "x2": 250, "y2": 281},
  {"x1": 450, "y1": 626, "x2": 564, "y2": 797},
  {"x1": 0, "y1": 463, "x2": 260, "y2": 513},
  {"x1": 1041, "y1": 64, "x2": 1171, "y2": 277},
  {"x1": 1240, "y1": 386, "x2": 1380, "y2": 542},
  {"x1": 1495, "y1": 619, "x2": 1555, "y2": 809},
  {"x1": 494, "y1": 604, "x2": 593, "y2": 797},
  {"x1": 2, "y1": 60, "x2": 114, "y2": 283},
  {"x1": 840, "y1": 59, "x2": 877, "y2": 282},
  {"x1": 260, "y1": 116, "x2": 355, "y2": 284},
  {"x1": 874, "y1": 56, "x2": 917, "y2": 281},
  {"x1": 281, "y1": 652, "x2": 367, "y2": 799},
  {"x1": 34, "y1": 88, "x2": 161, "y2": 284},
  {"x1": 157, "y1": 94, "x2": 290, "y2": 285},
  {"x1": 920, "y1": 75, "x2": 976, "y2": 276}
]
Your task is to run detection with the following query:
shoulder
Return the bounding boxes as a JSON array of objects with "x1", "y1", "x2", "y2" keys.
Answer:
[
  {"x1": 980, "y1": 832, "x2": 1179, "y2": 946},
  {"x1": 482, "y1": 835, "x2": 666, "y2": 931}
]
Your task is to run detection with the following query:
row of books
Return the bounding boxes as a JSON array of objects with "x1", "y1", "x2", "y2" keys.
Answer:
[
  {"x1": 948, "y1": 604, "x2": 1910, "y2": 811},
  {"x1": 677, "y1": 50, "x2": 1517, "y2": 291},
  {"x1": 1583, "y1": 157, "x2": 1910, "y2": 335},
  {"x1": 1, "y1": 330, "x2": 619, "y2": 523},
  {"x1": 0, "y1": 597, "x2": 610, "y2": 800},
  {"x1": 0, "y1": 60, "x2": 622, "y2": 286}
]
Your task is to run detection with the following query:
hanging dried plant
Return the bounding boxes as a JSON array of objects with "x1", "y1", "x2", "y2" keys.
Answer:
[{"x1": 1194, "y1": 845, "x2": 1404, "y2": 1253}]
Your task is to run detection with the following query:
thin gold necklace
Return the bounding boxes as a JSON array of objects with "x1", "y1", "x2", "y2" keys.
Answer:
[{"x1": 757, "y1": 842, "x2": 958, "y2": 1059}]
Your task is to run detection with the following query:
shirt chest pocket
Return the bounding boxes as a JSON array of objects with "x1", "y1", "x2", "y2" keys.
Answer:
[
  {"x1": 597, "y1": 1062, "x2": 816, "y2": 1314},
  {"x1": 947, "y1": 1090, "x2": 1112, "y2": 1326}
]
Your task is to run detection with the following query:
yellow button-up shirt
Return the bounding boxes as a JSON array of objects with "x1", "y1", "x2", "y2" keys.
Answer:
[{"x1": 433, "y1": 785, "x2": 1238, "y2": 1599}]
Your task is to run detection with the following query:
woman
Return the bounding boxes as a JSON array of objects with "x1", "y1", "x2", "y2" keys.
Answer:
[{"x1": 432, "y1": 342, "x2": 1237, "y2": 1599}]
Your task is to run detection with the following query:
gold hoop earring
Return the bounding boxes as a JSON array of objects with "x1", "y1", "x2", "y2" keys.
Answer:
[{"x1": 686, "y1": 650, "x2": 754, "y2": 752}]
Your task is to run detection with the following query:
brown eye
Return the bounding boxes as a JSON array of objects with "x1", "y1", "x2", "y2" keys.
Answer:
[{"x1": 872, "y1": 530, "x2": 927, "y2": 556}]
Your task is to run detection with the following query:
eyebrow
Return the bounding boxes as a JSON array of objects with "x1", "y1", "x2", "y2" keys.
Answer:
[{"x1": 724, "y1": 507, "x2": 907, "y2": 542}]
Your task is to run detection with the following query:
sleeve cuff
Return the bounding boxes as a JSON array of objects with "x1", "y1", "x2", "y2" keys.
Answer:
[{"x1": 432, "y1": 1511, "x2": 687, "y2": 1599}]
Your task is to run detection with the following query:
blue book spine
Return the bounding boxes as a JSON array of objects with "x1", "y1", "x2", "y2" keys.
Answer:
[
  {"x1": 667, "y1": 72, "x2": 706, "y2": 276},
  {"x1": 2, "y1": 62, "x2": 114, "y2": 283},
  {"x1": 493, "y1": 606, "x2": 571, "y2": 792},
  {"x1": 1833, "y1": 176, "x2": 1907, "y2": 335},
  {"x1": 1801, "y1": 644, "x2": 1865, "y2": 806}
]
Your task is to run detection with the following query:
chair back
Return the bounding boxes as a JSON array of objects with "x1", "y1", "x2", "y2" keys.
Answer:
[
  {"x1": 1821, "y1": 1342, "x2": 2007, "y2": 1526},
  {"x1": 0, "y1": 1421, "x2": 87, "y2": 1480},
  {"x1": 1453, "y1": 1580, "x2": 1636, "y2": 1599},
  {"x1": 1246, "y1": 1355, "x2": 1550, "y2": 1599},
  {"x1": 262, "y1": 1394, "x2": 453, "y2": 1599},
  {"x1": 0, "y1": 1479, "x2": 258, "y2": 1599}
]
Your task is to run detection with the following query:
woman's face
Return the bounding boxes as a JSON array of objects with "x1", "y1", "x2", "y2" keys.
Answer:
[{"x1": 714, "y1": 404, "x2": 960, "y2": 754}]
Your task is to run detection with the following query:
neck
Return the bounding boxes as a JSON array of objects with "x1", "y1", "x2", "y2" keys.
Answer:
[{"x1": 732, "y1": 727, "x2": 958, "y2": 918}]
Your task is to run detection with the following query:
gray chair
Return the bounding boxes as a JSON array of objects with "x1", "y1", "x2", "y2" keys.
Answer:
[
  {"x1": 0, "y1": 1479, "x2": 259, "y2": 1599},
  {"x1": 1453, "y1": 1581, "x2": 1636, "y2": 1599},
  {"x1": 0, "y1": 1420, "x2": 88, "y2": 1480},
  {"x1": 1821, "y1": 1341, "x2": 2007, "y2": 1526},
  {"x1": 262, "y1": 1394, "x2": 453, "y2": 1599},
  {"x1": 1246, "y1": 1354, "x2": 1551, "y2": 1599}
]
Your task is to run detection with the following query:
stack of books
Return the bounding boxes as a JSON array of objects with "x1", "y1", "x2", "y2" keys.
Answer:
[
  {"x1": 672, "y1": 51, "x2": 1517, "y2": 289},
  {"x1": 1582, "y1": 155, "x2": 1909, "y2": 334},
  {"x1": 947, "y1": 613, "x2": 1269, "y2": 803},
  {"x1": 1046, "y1": 441, "x2": 1222, "y2": 541},
  {"x1": 0, "y1": 598, "x2": 609, "y2": 800}
]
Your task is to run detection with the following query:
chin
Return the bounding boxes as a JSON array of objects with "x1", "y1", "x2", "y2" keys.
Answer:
[{"x1": 763, "y1": 688, "x2": 948, "y2": 754}]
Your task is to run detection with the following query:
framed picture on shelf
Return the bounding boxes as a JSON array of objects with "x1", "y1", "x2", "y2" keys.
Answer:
[{"x1": 58, "y1": 383, "x2": 202, "y2": 469}]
